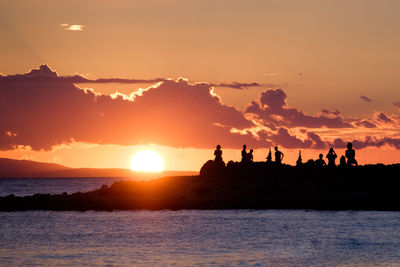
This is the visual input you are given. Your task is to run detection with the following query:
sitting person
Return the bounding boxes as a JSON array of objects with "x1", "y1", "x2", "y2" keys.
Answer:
[
  {"x1": 315, "y1": 153, "x2": 327, "y2": 167},
  {"x1": 326, "y1": 148, "x2": 337, "y2": 167},
  {"x1": 246, "y1": 149, "x2": 254, "y2": 163},
  {"x1": 266, "y1": 148, "x2": 272, "y2": 164},
  {"x1": 305, "y1": 159, "x2": 315, "y2": 167},
  {"x1": 339, "y1": 155, "x2": 347, "y2": 167},
  {"x1": 345, "y1": 142, "x2": 358, "y2": 166}
]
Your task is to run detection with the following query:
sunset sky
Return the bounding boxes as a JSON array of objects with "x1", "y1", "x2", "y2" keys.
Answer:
[{"x1": 1, "y1": 0, "x2": 400, "y2": 170}]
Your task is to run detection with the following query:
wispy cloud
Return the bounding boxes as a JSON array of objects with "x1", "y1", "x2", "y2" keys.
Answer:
[
  {"x1": 360, "y1": 95, "x2": 372, "y2": 103},
  {"x1": 60, "y1": 24, "x2": 84, "y2": 31},
  {"x1": 212, "y1": 82, "x2": 275, "y2": 90},
  {"x1": 0, "y1": 65, "x2": 274, "y2": 90}
]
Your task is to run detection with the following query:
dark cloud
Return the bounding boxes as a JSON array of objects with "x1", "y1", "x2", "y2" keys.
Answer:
[
  {"x1": 355, "y1": 120, "x2": 377, "y2": 128},
  {"x1": 375, "y1": 112, "x2": 393, "y2": 123},
  {"x1": 258, "y1": 128, "x2": 328, "y2": 149},
  {"x1": 213, "y1": 82, "x2": 275, "y2": 90},
  {"x1": 0, "y1": 65, "x2": 165, "y2": 84},
  {"x1": 332, "y1": 137, "x2": 400, "y2": 150},
  {"x1": 332, "y1": 138, "x2": 347, "y2": 149},
  {"x1": 269, "y1": 128, "x2": 313, "y2": 149},
  {"x1": 246, "y1": 89, "x2": 352, "y2": 128},
  {"x1": 393, "y1": 102, "x2": 400, "y2": 111},
  {"x1": 214, "y1": 82, "x2": 261, "y2": 89},
  {"x1": 360, "y1": 95, "x2": 372, "y2": 103},
  {"x1": 307, "y1": 132, "x2": 327, "y2": 149}
]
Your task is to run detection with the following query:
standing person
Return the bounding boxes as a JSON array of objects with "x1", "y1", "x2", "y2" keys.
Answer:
[
  {"x1": 214, "y1": 145, "x2": 223, "y2": 163},
  {"x1": 241, "y1": 145, "x2": 247, "y2": 163},
  {"x1": 274, "y1": 146, "x2": 284, "y2": 165},
  {"x1": 326, "y1": 148, "x2": 337, "y2": 167},
  {"x1": 296, "y1": 150, "x2": 303, "y2": 166},
  {"x1": 345, "y1": 142, "x2": 358, "y2": 166}
]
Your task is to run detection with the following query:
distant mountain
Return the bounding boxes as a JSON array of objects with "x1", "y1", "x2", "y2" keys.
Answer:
[
  {"x1": 0, "y1": 158, "x2": 69, "y2": 177},
  {"x1": 0, "y1": 158, "x2": 198, "y2": 178}
]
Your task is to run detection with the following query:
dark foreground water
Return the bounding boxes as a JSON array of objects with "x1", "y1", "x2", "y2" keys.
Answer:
[{"x1": 1, "y1": 210, "x2": 400, "y2": 266}]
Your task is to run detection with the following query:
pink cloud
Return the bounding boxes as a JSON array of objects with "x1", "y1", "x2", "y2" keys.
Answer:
[
  {"x1": 1, "y1": 66, "x2": 400, "y2": 152},
  {"x1": 0, "y1": 66, "x2": 267, "y2": 150}
]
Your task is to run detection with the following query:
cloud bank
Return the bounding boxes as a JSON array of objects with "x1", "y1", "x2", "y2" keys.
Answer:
[{"x1": 1, "y1": 66, "x2": 399, "y2": 151}]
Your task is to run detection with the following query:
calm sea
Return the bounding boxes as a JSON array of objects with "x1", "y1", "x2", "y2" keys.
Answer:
[
  {"x1": 1, "y1": 179, "x2": 400, "y2": 266},
  {"x1": 0, "y1": 210, "x2": 400, "y2": 266}
]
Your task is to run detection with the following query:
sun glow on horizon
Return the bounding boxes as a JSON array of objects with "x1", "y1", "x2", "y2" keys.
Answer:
[{"x1": 130, "y1": 150, "x2": 164, "y2": 172}]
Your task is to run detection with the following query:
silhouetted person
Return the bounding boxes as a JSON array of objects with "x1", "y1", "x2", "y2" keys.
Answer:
[
  {"x1": 305, "y1": 159, "x2": 315, "y2": 167},
  {"x1": 345, "y1": 142, "x2": 358, "y2": 166},
  {"x1": 315, "y1": 153, "x2": 327, "y2": 167},
  {"x1": 246, "y1": 149, "x2": 254, "y2": 163},
  {"x1": 296, "y1": 150, "x2": 303, "y2": 166},
  {"x1": 274, "y1": 146, "x2": 284, "y2": 165},
  {"x1": 266, "y1": 148, "x2": 272, "y2": 164},
  {"x1": 241, "y1": 145, "x2": 247, "y2": 163},
  {"x1": 326, "y1": 148, "x2": 337, "y2": 167},
  {"x1": 214, "y1": 145, "x2": 223, "y2": 163},
  {"x1": 339, "y1": 155, "x2": 346, "y2": 167}
]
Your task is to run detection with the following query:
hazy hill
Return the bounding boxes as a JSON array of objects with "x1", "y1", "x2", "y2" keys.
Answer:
[
  {"x1": 0, "y1": 158, "x2": 69, "y2": 177},
  {"x1": 0, "y1": 158, "x2": 197, "y2": 178}
]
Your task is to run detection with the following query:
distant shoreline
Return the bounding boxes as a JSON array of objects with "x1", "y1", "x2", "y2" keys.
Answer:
[{"x1": 0, "y1": 157, "x2": 197, "y2": 178}]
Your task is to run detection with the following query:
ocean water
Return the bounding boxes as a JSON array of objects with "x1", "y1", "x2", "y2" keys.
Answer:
[
  {"x1": 0, "y1": 178, "x2": 130, "y2": 196},
  {"x1": 0, "y1": 210, "x2": 400, "y2": 266}
]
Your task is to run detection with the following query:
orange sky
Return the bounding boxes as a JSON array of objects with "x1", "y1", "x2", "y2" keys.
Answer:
[{"x1": 0, "y1": 0, "x2": 399, "y2": 170}]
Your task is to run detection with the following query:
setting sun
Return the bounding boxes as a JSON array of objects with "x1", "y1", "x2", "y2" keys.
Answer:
[{"x1": 130, "y1": 150, "x2": 164, "y2": 172}]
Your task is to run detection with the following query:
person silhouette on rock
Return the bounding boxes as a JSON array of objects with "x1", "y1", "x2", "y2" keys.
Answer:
[
  {"x1": 266, "y1": 148, "x2": 273, "y2": 164},
  {"x1": 296, "y1": 150, "x2": 303, "y2": 167},
  {"x1": 274, "y1": 146, "x2": 284, "y2": 165},
  {"x1": 345, "y1": 142, "x2": 358, "y2": 166},
  {"x1": 246, "y1": 149, "x2": 254, "y2": 163},
  {"x1": 339, "y1": 155, "x2": 346, "y2": 167},
  {"x1": 241, "y1": 145, "x2": 247, "y2": 163},
  {"x1": 214, "y1": 145, "x2": 223, "y2": 163},
  {"x1": 326, "y1": 148, "x2": 337, "y2": 167},
  {"x1": 315, "y1": 153, "x2": 327, "y2": 167}
]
